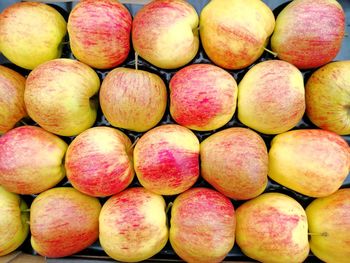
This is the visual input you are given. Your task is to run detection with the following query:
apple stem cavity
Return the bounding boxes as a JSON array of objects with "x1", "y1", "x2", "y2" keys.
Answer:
[
  {"x1": 135, "y1": 52, "x2": 139, "y2": 70},
  {"x1": 264, "y1": 47, "x2": 278, "y2": 57},
  {"x1": 308, "y1": 232, "x2": 328, "y2": 237}
]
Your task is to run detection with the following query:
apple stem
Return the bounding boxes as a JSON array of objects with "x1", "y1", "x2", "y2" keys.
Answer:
[
  {"x1": 20, "y1": 120, "x2": 28, "y2": 126},
  {"x1": 21, "y1": 209, "x2": 30, "y2": 213},
  {"x1": 26, "y1": 221, "x2": 30, "y2": 225},
  {"x1": 308, "y1": 232, "x2": 328, "y2": 236},
  {"x1": 166, "y1": 202, "x2": 173, "y2": 214},
  {"x1": 128, "y1": 137, "x2": 139, "y2": 152},
  {"x1": 345, "y1": 33, "x2": 348, "y2": 37},
  {"x1": 264, "y1": 47, "x2": 278, "y2": 57},
  {"x1": 135, "y1": 52, "x2": 139, "y2": 70},
  {"x1": 62, "y1": 41, "x2": 70, "y2": 45}
]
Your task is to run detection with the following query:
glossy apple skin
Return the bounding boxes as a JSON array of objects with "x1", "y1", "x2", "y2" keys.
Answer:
[
  {"x1": 68, "y1": 0, "x2": 132, "y2": 69},
  {"x1": 65, "y1": 127, "x2": 134, "y2": 197},
  {"x1": 269, "y1": 129, "x2": 350, "y2": 197},
  {"x1": 132, "y1": 0, "x2": 199, "y2": 69},
  {"x1": 236, "y1": 193, "x2": 309, "y2": 263},
  {"x1": 170, "y1": 188, "x2": 235, "y2": 263},
  {"x1": 134, "y1": 124, "x2": 199, "y2": 195},
  {"x1": 306, "y1": 189, "x2": 350, "y2": 263},
  {"x1": 99, "y1": 187, "x2": 168, "y2": 262},
  {"x1": 306, "y1": 61, "x2": 350, "y2": 135},
  {"x1": 24, "y1": 59, "x2": 100, "y2": 136},
  {"x1": 0, "y1": 186, "x2": 29, "y2": 256},
  {"x1": 0, "y1": 2, "x2": 66, "y2": 70},
  {"x1": 0, "y1": 126, "x2": 67, "y2": 195},
  {"x1": 0, "y1": 65, "x2": 26, "y2": 134},
  {"x1": 169, "y1": 64, "x2": 237, "y2": 131},
  {"x1": 271, "y1": 0, "x2": 345, "y2": 69},
  {"x1": 30, "y1": 187, "x2": 101, "y2": 258},
  {"x1": 201, "y1": 128, "x2": 268, "y2": 200},
  {"x1": 238, "y1": 60, "x2": 305, "y2": 134},
  {"x1": 200, "y1": 0, "x2": 275, "y2": 70},
  {"x1": 100, "y1": 68, "x2": 167, "y2": 132}
]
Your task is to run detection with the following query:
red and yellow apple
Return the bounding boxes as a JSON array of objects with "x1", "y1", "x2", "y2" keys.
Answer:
[
  {"x1": 24, "y1": 59, "x2": 100, "y2": 136},
  {"x1": 236, "y1": 193, "x2": 309, "y2": 263},
  {"x1": 0, "y1": 126, "x2": 67, "y2": 194},
  {"x1": 170, "y1": 188, "x2": 235, "y2": 263},
  {"x1": 201, "y1": 127, "x2": 268, "y2": 200},
  {"x1": 65, "y1": 127, "x2": 134, "y2": 197},
  {"x1": 0, "y1": 186, "x2": 29, "y2": 256},
  {"x1": 68, "y1": 0, "x2": 132, "y2": 69},
  {"x1": 0, "y1": 65, "x2": 26, "y2": 134},
  {"x1": 238, "y1": 60, "x2": 305, "y2": 134},
  {"x1": 134, "y1": 124, "x2": 199, "y2": 195},
  {"x1": 306, "y1": 188, "x2": 350, "y2": 263},
  {"x1": 306, "y1": 60, "x2": 350, "y2": 135},
  {"x1": 268, "y1": 129, "x2": 350, "y2": 197},
  {"x1": 132, "y1": 0, "x2": 199, "y2": 69},
  {"x1": 169, "y1": 64, "x2": 237, "y2": 131},
  {"x1": 271, "y1": 0, "x2": 345, "y2": 69},
  {"x1": 200, "y1": 0, "x2": 275, "y2": 69},
  {"x1": 99, "y1": 187, "x2": 168, "y2": 262},
  {"x1": 100, "y1": 68, "x2": 167, "y2": 132},
  {"x1": 30, "y1": 187, "x2": 101, "y2": 258},
  {"x1": 0, "y1": 2, "x2": 66, "y2": 70}
]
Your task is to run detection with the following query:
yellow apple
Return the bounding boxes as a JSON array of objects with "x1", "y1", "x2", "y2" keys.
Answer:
[
  {"x1": 100, "y1": 68, "x2": 167, "y2": 132},
  {"x1": 24, "y1": 59, "x2": 100, "y2": 136},
  {"x1": 132, "y1": 0, "x2": 199, "y2": 69},
  {"x1": 306, "y1": 60, "x2": 350, "y2": 135},
  {"x1": 0, "y1": 65, "x2": 26, "y2": 134},
  {"x1": 236, "y1": 193, "x2": 309, "y2": 263},
  {"x1": 0, "y1": 2, "x2": 67, "y2": 70},
  {"x1": 0, "y1": 126, "x2": 67, "y2": 195},
  {"x1": 0, "y1": 186, "x2": 29, "y2": 256},
  {"x1": 99, "y1": 187, "x2": 168, "y2": 262},
  {"x1": 200, "y1": 0, "x2": 275, "y2": 69},
  {"x1": 269, "y1": 129, "x2": 350, "y2": 197},
  {"x1": 238, "y1": 60, "x2": 305, "y2": 134},
  {"x1": 201, "y1": 127, "x2": 268, "y2": 200},
  {"x1": 306, "y1": 188, "x2": 350, "y2": 263}
]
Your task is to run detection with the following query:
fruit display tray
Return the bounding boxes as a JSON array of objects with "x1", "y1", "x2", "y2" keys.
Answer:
[{"x1": 0, "y1": 0, "x2": 349, "y2": 262}]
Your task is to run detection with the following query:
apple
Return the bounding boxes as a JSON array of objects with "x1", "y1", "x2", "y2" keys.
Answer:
[
  {"x1": 100, "y1": 68, "x2": 167, "y2": 132},
  {"x1": 200, "y1": 0, "x2": 275, "y2": 69},
  {"x1": 99, "y1": 187, "x2": 168, "y2": 262},
  {"x1": 65, "y1": 126, "x2": 134, "y2": 197},
  {"x1": 271, "y1": 0, "x2": 345, "y2": 69},
  {"x1": 0, "y1": 126, "x2": 67, "y2": 195},
  {"x1": 68, "y1": 0, "x2": 132, "y2": 69},
  {"x1": 170, "y1": 187, "x2": 235, "y2": 263},
  {"x1": 0, "y1": 2, "x2": 66, "y2": 70},
  {"x1": 132, "y1": 0, "x2": 199, "y2": 69},
  {"x1": 306, "y1": 188, "x2": 350, "y2": 263},
  {"x1": 268, "y1": 129, "x2": 350, "y2": 197},
  {"x1": 24, "y1": 59, "x2": 100, "y2": 136},
  {"x1": 0, "y1": 65, "x2": 26, "y2": 134},
  {"x1": 169, "y1": 64, "x2": 237, "y2": 131},
  {"x1": 236, "y1": 192, "x2": 309, "y2": 263},
  {"x1": 306, "y1": 60, "x2": 350, "y2": 135},
  {"x1": 0, "y1": 186, "x2": 29, "y2": 256},
  {"x1": 238, "y1": 60, "x2": 305, "y2": 134},
  {"x1": 201, "y1": 127, "x2": 268, "y2": 200},
  {"x1": 134, "y1": 124, "x2": 199, "y2": 195},
  {"x1": 30, "y1": 187, "x2": 101, "y2": 258}
]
